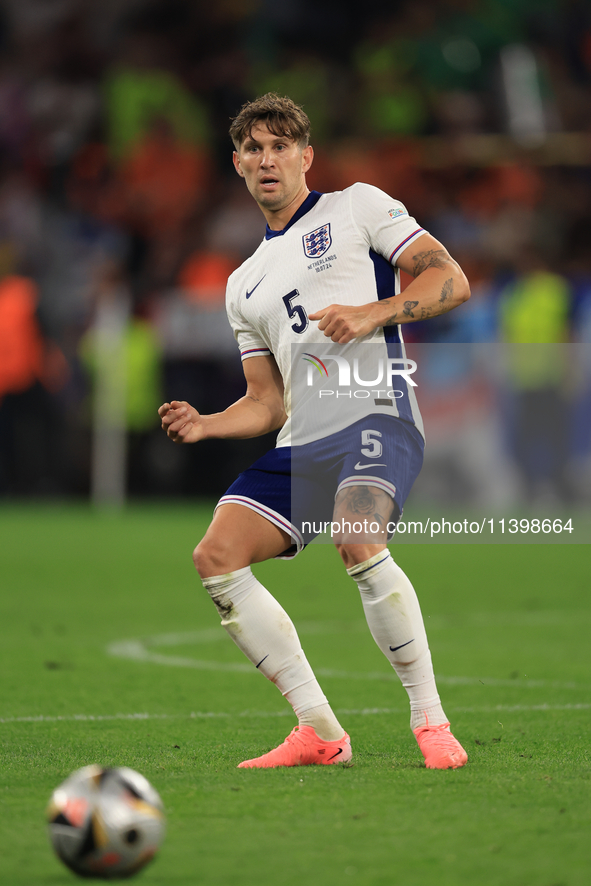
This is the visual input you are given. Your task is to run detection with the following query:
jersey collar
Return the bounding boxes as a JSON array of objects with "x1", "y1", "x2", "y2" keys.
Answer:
[{"x1": 264, "y1": 191, "x2": 323, "y2": 240}]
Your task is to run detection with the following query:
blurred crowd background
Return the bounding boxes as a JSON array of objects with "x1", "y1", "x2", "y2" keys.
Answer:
[{"x1": 1, "y1": 0, "x2": 590, "y2": 508}]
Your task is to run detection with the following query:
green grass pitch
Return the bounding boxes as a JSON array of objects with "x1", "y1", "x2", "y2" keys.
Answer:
[{"x1": 1, "y1": 503, "x2": 589, "y2": 886}]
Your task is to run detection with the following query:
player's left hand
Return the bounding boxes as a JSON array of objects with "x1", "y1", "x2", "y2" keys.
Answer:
[{"x1": 309, "y1": 304, "x2": 379, "y2": 344}]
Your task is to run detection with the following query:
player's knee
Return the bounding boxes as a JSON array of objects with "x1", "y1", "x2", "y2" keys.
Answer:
[
  {"x1": 336, "y1": 542, "x2": 386, "y2": 570},
  {"x1": 335, "y1": 543, "x2": 360, "y2": 570},
  {"x1": 192, "y1": 542, "x2": 206, "y2": 576},
  {"x1": 192, "y1": 538, "x2": 223, "y2": 578},
  {"x1": 192, "y1": 534, "x2": 243, "y2": 578}
]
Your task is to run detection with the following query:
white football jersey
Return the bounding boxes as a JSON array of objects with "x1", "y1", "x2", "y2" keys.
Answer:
[{"x1": 226, "y1": 182, "x2": 426, "y2": 446}]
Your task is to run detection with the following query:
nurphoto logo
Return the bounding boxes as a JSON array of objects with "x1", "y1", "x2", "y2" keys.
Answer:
[{"x1": 302, "y1": 352, "x2": 417, "y2": 400}]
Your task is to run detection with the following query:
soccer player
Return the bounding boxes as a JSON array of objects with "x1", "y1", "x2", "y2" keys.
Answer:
[{"x1": 159, "y1": 93, "x2": 471, "y2": 769}]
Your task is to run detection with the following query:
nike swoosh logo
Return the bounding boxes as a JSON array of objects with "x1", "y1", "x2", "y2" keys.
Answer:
[
  {"x1": 354, "y1": 462, "x2": 387, "y2": 470},
  {"x1": 327, "y1": 747, "x2": 344, "y2": 761},
  {"x1": 245, "y1": 275, "x2": 266, "y2": 299},
  {"x1": 389, "y1": 639, "x2": 415, "y2": 652}
]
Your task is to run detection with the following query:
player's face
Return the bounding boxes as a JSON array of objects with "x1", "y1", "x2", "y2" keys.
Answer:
[{"x1": 233, "y1": 123, "x2": 313, "y2": 225}]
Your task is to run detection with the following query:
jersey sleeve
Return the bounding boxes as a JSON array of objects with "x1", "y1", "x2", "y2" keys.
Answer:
[
  {"x1": 349, "y1": 182, "x2": 426, "y2": 266},
  {"x1": 225, "y1": 282, "x2": 271, "y2": 361}
]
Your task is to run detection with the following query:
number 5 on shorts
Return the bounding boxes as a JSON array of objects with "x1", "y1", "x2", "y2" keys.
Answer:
[{"x1": 361, "y1": 429, "x2": 383, "y2": 459}]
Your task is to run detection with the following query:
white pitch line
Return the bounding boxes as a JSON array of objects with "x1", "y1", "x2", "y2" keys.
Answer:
[
  {"x1": 106, "y1": 638, "x2": 588, "y2": 691},
  {"x1": 2, "y1": 703, "x2": 590, "y2": 726},
  {"x1": 106, "y1": 619, "x2": 591, "y2": 692}
]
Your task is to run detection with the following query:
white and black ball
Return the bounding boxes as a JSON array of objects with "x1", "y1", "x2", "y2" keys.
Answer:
[{"x1": 47, "y1": 765, "x2": 165, "y2": 879}]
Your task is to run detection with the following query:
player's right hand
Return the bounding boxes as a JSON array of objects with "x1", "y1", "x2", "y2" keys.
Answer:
[{"x1": 158, "y1": 400, "x2": 205, "y2": 444}]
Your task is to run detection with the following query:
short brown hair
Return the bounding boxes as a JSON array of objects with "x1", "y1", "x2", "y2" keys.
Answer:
[{"x1": 229, "y1": 93, "x2": 311, "y2": 149}]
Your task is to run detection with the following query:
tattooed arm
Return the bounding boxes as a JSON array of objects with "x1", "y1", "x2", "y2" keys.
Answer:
[
  {"x1": 310, "y1": 233, "x2": 470, "y2": 344},
  {"x1": 382, "y1": 234, "x2": 470, "y2": 326}
]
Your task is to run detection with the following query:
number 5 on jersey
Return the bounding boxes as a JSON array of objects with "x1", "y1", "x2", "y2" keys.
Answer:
[{"x1": 282, "y1": 289, "x2": 308, "y2": 334}]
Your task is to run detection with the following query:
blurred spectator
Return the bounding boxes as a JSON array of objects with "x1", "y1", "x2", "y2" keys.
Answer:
[
  {"x1": 565, "y1": 215, "x2": 591, "y2": 496},
  {"x1": 205, "y1": 178, "x2": 266, "y2": 261},
  {"x1": 79, "y1": 261, "x2": 164, "y2": 499},
  {"x1": 353, "y1": 13, "x2": 431, "y2": 137},
  {"x1": 117, "y1": 117, "x2": 210, "y2": 240},
  {"x1": 178, "y1": 250, "x2": 240, "y2": 310},
  {"x1": 499, "y1": 246, "x2": 571, "y2": 344},
  {"x1": 0, "y1": 241, "x2": 68, "y2": 493},
  {"x1": 0, "y1": 58, "x2": 32, "y2": 164},
  {"x1": 251, "y1": 49, "x2": 350, "y2": 143},
  {"x1": 0, "y1": 167, "x2": 45, "y2": 274},
  {"x1": 103, "y1": 32, "x2": 209, "y2": 162},
  {"x1": 499, "y1": 246, "x2": 574, "y2": 503}
]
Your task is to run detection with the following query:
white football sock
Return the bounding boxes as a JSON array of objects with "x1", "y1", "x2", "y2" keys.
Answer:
[
  {"x1": 202, "y1": 567, "x2": 344, "y2": 741},
  {"x1": 347, "y1": 551, "x2": 447, "y2": 730}
]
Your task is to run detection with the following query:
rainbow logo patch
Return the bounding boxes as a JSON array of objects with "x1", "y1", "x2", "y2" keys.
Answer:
[{"x1": 302, "y1": 353, "x2": 329, "y2": 377}]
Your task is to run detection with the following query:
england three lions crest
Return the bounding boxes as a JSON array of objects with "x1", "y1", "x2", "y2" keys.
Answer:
[{"x1": 303, "y1": 223, "x2": 332, "y2": 258}]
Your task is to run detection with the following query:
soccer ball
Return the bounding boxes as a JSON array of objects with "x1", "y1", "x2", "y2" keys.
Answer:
[{"x1": 47, "y1": 765, "x2": 165, "y2": 879}]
